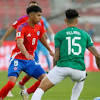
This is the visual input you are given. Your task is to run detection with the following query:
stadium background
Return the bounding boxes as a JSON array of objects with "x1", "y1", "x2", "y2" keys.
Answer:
[{"x1": 0, "y1": 0, "x2": 100, "y2": 100}]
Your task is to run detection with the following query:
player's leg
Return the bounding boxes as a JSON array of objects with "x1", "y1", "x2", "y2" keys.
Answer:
[
  {"x1": 20, "y1": 60, "x2": 45, "y2": 100},
  {"x1": 21, "y1": 61, "x2": 46, "y2": 95},
  {"x1": 18, "y1": 75, "x2": 31, "y2": 89},
  {"x1": 71, "y1": 81, "x2": 84, "y2": 100},
  {"x1": 31, "y1": 77, "x2": 53, "y2": 100},
  {"x1": 21, "y1": 73, "x2": 42, "y2": 96},
  {"x1": 21, "y1": 80, "x2": 41, "y2": 100},
  {"x1": 26, "y1": 72, "x2": 47, "y2": 94},
  {"x1": 31, "y1": 66, "x2": 66, "y2": 100},
  {"x1": 70, "y1": 69, "x2": 86, "y2": 100},
  {"x1": 0, "y1": 58, "x2": 23, "y2": 99},
  {"x1": 18, "y1": 51, "x2": 39, "y2": 89},
  {"x1": 0, "y1": 76, "x2": 17, "y2": 99}
]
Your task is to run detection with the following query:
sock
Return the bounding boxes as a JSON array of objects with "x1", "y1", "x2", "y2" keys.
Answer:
[
  {"x1": 0, "y1": 81, "x2": 15, "y2": 99},
  {"x1": 27, "y1": 80, "x2": 41, "y2": 94},
  {"x1": 19, "y1": 75, "x2": 31, "y2": 86},
  {"x1": 31, "y1": 88, "x2": 44, "y2": 100},
  {"x1": 71, "y1": 81, "x2": 84, "y2": 100}
]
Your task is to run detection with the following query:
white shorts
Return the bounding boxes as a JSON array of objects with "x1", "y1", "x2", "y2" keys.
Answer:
[{"x1": 47, "y1": 66, "x2": 86, "y2": 85}]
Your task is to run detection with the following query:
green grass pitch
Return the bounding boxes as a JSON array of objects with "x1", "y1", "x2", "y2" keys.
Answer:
[{"x1": 0, "y1": 71, "x2": 100, "y2": 100}]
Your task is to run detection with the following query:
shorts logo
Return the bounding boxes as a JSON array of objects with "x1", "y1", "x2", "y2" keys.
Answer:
[
  {"x1": 14, "y1": 67, "x2": 17, "y2": 71},
  {"x1": 14, "y1": 60, "x2": 18, "y2": 66}
]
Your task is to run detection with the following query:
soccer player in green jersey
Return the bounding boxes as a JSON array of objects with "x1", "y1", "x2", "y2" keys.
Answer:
[{"x1": 31, "y1": 9, "x2": 100, "y2": 100}]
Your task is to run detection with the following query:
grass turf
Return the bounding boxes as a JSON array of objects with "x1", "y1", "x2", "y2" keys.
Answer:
[{"x1": 0, "y1": 71, "x2": 100, "y2": 100}]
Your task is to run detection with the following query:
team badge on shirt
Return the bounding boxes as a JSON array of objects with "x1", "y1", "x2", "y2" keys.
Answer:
[{"x1": 37, "y1": 31, "x2": 40, "y2": 36}]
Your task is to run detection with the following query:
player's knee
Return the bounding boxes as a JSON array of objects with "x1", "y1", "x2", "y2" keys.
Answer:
[
  {"x1": 25, "y1": 74, "x2": 31, "y2": 78},
  {"x1": 39, "y1": 76, "x2": 54, "y2": 92},
  {"x1": 8, "y1": 76, "x2": 17, "y2": 83},
  {"x1": 38, "y1": 74, "x2": 46, "y2": 80}
]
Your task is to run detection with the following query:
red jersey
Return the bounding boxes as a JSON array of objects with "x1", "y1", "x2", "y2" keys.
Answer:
[
  {"x1": 12, "y1": 15, "x2": 44, "y2": 29},
  {"x1": 11, "y1": 22, "x2": 46, "y2": 60}
]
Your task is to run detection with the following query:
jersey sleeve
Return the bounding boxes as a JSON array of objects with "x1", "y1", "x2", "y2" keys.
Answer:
[
  {"x1": 12, "y1": 15, "x2": 28, "y2": 29},
  {"x1": 16, "y1": 25, "x2": 25, "y2": 40},
  {"x1": 12, "y1": 20, "x2": 20, "y2": 29},
  {"x1": 86, "y1": 33, "x2": 94, "y2": 48},
  {"x1": 54, "y1": 33, "x2": 61, "y2": 48}
]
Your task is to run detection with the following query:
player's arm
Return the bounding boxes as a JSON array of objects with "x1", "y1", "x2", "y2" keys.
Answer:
[
  {"x1": 16, "y1": 25, "x2": 34, "y2": 60},
  {"x1": 53, "y1": 48, "x2": 60, "y2": 66},
  {"x1": 17, "y1": 38, "x2": 28, "y2": 56},
  {"x1": 88, "y1": 46, "x2": 100, "y2": 69},
  {"x1": 39, "y1": 34, "x2": 54, "y2": 57},
  {"x1": 0, "y1": 16, "x2": 25, "y2": 47},
  {"x1": 88, "y1": 46, "x2": 100, "y2": 57},
  {"x1": 86, "y1": 33, "x2": 100, "y2": 69},
  {"x1": 17, "y1": 38, "x2": 34, "y2": 60},
  {"x1": 95, "y1": 56, "x2": 100, "y2": 69},
  {"x1": 0, "y1": 26, "x2": 15, "y2": 46},
  {"x1": 53, "y1": 32, "x2": 61, "y2": 66}
]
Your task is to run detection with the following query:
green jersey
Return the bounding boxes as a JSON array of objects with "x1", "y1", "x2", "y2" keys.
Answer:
[{"x1": 54, "y1": 27, "x2": 93, "y2": 71}]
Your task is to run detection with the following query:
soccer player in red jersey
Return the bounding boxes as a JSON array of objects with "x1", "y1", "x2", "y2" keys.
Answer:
[
  {"x1": 0, "y1": 5, "x2": 53, "y2": 100},
  {"x1": 0, "y1": 1, "x2": 54, "y2": 97}
]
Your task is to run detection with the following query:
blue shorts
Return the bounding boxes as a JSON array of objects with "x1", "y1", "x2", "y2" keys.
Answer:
[{"x1": 8, "y1": 58, "x2": 46, "y2": 79}]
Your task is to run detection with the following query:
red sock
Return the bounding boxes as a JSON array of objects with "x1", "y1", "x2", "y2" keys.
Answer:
[
  {"x1": 27, "y1": 80, "x2": 41, "y2": 94},
  {"x1": 19, "y1": 75, "x2": 31, "y2": 86},
  {"x1": 0, "y1": 81, "x2": 15, "y2": 99}
]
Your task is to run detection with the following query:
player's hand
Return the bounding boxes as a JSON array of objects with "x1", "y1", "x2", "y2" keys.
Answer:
[
  {"x1": 0, "y1": 39, "x2": 3, "y2": 47},
  {"x1": 25, "y1": 53, "x2": 34, "y2": 60},
  {"x1": 49, "y1": 50, "x2": 54, "y2": 57}
]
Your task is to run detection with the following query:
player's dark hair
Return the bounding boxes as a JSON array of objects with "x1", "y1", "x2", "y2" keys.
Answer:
[
  {"x1": 65, "y1": 9, "x2": 79, "y2": 19},
  {"x1": 26, "y1": 5, "x2": 42, "y2": 15},
  {"x1": 28, "y1": 0, "x2": 38, "y2": 5}
]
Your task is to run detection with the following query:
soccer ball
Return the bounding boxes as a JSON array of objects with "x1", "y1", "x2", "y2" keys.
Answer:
[{"x1": 94, "y1": 97, "x2": 100, "y2": 100}]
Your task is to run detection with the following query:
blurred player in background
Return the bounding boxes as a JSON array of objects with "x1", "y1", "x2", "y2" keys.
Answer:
[
  {"x1": 31, "y1": 9, "x2": 100, "y2": 100},
  {"x1": 0, "y1": 6, "x2": 54, "y2": 100},
  {"x1": 84, "y1": 21, "x2": 95, "y2": 42},
  {"x1": 0, "y1": 0, "x2": 54, "y2": 97}
]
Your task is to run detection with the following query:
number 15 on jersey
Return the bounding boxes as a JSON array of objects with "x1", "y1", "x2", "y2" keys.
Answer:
[{"x1": 66, "y1": 37, "x2": 82, "y2": 55}]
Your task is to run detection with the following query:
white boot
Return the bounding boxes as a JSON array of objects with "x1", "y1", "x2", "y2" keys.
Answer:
[
  {"x1": 7, "y1": 91, "x2": 13, "y2": 97},
  {"x1": 21, "y1": 90, "x2": 28, "y2": 100}
]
